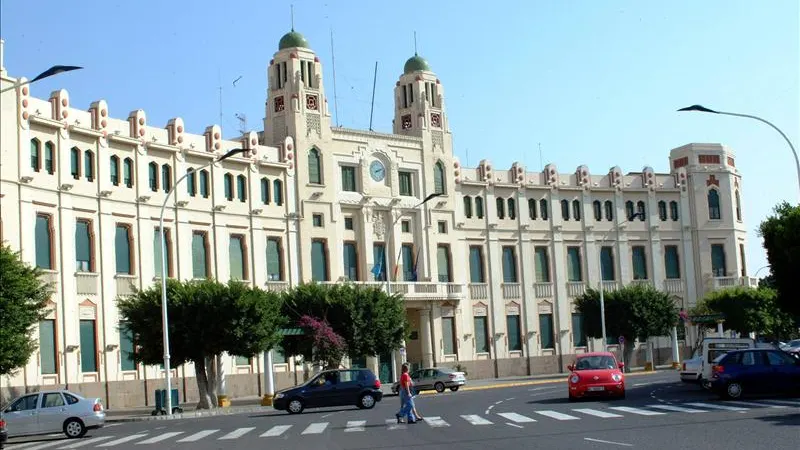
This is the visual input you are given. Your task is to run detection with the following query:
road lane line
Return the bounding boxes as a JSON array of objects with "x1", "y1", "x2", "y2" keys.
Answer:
[
  {"x1": 57, "y1": 436, "x2": 116, "y2": 449},
  {"x1": 461, "y1": 414, "x2": 493, "y2": 425},
  {"x1": 684, "y1": 402, "x2": 748, "y2": 411},
  {"x1": 726, "y1": 401, "x2": 788, "y2": 409},
  {"x1": 609, "y1": 406, "x2": 666, "y2": 416},
  {"x1": 301, "y1": 422, "x2": 329, "y2": 435},
  {"x1": 647, "y1": 404, "x2": 707, "y2": 413},
  {"x1": 21, "y1": 441, "x2": 69, "y2": 450},
  {"x1": 425, "y1": 416, "x2": 450, "y2": 427},
  {"x1": 98, "y1": 434, "x2": 148, "y2": 447},
  {"x1": 534, "y1": 410, "x2": 579, "y2": 421},
  {"x1": 497, "y1": 412, "x2": 536, "y2": 423},
  {"x1": 757, "y1": 399, "x2": 800, "y2": 407},
  {"x1": 506, "y1": 422, "x2": 524, "y2": 428},
  {"x1": 385, "y1": 418, "x2": 406, "y2": 430},
  {"x1": 344, "y1": 420, "x2": 366, "y2": 432},
  {"x1": 177, "y1": 430, "x2": 218, "y2": 442},
  {"x1": 137, "y1": 432, "x2": 183, "y2": 444},
  {"x1": 261, "y1": 425, "x2": 292, "y2": 437},
  {"x1": 218, "y1": 427, "x2": 255, "y2": 440},
  {"x1": 584, "y1": 437, "x2": 633, "y2": 447},
  {"x1": 572, "y1": 408, "x2": 623, "y2": 418}
]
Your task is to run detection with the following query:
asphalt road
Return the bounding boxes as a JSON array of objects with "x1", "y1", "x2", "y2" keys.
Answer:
[{"x1": 5, "y1": 371, "x2": 799, "y2": 450}]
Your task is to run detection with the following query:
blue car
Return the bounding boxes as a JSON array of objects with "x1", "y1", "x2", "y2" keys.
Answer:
[
  {"x1": 709, "y1": 349, "x2": 800, "y2": 399},
  {"x1": 273, "y1": 368, "x2": 383, "y2": 414}
]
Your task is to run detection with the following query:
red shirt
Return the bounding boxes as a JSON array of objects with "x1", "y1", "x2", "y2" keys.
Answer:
[{"x1": 400, "y1": 372, "x2": 411, "y2": 388}]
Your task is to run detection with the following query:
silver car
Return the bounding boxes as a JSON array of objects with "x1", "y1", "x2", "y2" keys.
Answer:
[
  {"x1": 392, "y1": 367, "x2": 467, "y2": 394},
  {"x1": 1, "y1": 390, "x2": 105, "y2": 439}
]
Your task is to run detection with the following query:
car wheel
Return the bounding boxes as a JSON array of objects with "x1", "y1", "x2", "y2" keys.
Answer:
[
  {"x1": 434, "y1": 382, "x2": 446, "y2": 393},
  {"x1": 725, "y1": 382, "x2": 743, "y2": 399},
  {"x1": 449, "y1": 386, "x2": 460, "y2": 392},
  {"x1": 359, "y1": 393, "x2": 376, "y2": 409},
  {"x1": 287, "y1": 398, "x2": 305, "y2": 414},
  {"x1": 63, "y1": 418, "x2": 86, "y2": 439},
  {"x1": 701, "y1": 379, "x2": 712, "y2": 390}
]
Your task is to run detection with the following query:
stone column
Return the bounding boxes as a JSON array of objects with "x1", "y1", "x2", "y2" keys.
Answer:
[{"x1": 420, "y1": 309, "x2": 434, "y2": 367}]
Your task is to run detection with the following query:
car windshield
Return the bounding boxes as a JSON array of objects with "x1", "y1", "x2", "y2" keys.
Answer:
[{"x1": 575, "y1": 356, "x2": 616, "y2": 370}]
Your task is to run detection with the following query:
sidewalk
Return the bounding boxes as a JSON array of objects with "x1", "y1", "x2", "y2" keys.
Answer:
[{"x1": 105, "y1": 365, "x2": 676, "y2": 423}]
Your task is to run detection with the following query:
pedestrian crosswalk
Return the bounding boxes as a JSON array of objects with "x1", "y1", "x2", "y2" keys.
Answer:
[{"x1": 3, "y1": 399, "x2": 798, "y2": 448}]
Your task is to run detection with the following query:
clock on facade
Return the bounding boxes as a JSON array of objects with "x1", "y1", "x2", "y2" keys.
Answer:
[{"x1": 369, "y1": 160, "x2": 386, "y2": 182}]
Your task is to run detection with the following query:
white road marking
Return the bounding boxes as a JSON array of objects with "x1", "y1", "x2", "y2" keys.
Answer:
[
  {"x1": 57, "y1": 436, "x2": 116, "y2": 449},
  {"x1": 385, "y1": 418, "x2": 406, "y2": 430},
  {"x1": 461, "y1": 414, "x2": 493, "y2": 425},
  {"x1": 98, "y1": 434, "x2": 148, "y2": 447},
  {"x1": 7, "y1": 443, "x2": 43, "y2": 450},
  {"x1": 177, "y1": 430, "x2": 218, "y2": 442},
  {"x1": 485, "y1": 405, "x2": 494, "y2": 415},
  {"x1": 505, "y1": 397, "x2": 515, "y2": 401},
  {"x1": 494, "y1": 400, "x2": 503, "y2": 405},
  {"x1": 584, "y1": 437, "x2": 633, "y2": 447},
  {"x1": 321, "y1": 413, "x2": 333, "y2": 418},
  {"x1": 572, "y1": 408, "x2": 623, "y2": 418},
  {"x1": 647, "y1": 404, "x2": 707, "y2": 413},
  {"x1": 529, "y1": 386, "x2": 556, "y2": 391},
  {"x1": 137, "y1": 432, "x2": 184, "y2": 444},
  {"x1": 757, "y1": 399, "x2": 800, "y2": 407},
  {"x1": 609, "y1": 406, "x2": 666, "y2": 416},
  {"x1": 344, "y1": 420, "x2": 366, "y2": 432},
  {"x1": 726, "y1": 401, "x2": 788, "y2": 409},
  {"x1": 104, "y1": 424, "x2": 123, "y2": 428},
  {"x1": 534, "y1": 410, "x2": 579, "y2": 421},
  {"x1": 506, "y1": 422, "x2": 524, "y2": 428},
  {"x1": 261, "y1": 425, "x2": 292, "y2": 437},
  {"x1": 218, "y1": 427, "x2": 255, "y2": 440},
  {"x1": 301, "y1": 422, "x2": 329, "y2": 435},
  {"x1": 684, "y1": 402, "x2": 748, "y2": 411},
  {"x1": 633, "y1": 382, "x2": 656, "y2": 387},
  {"x1": 425, "y1": 416, "x2": 450, "y2": 427},
  {"x1": 21, "y1": 441, "x2": 69, "y2": 450},
  {"x1": 497, "y1": 412, "x2": 536, "y2": 423}
]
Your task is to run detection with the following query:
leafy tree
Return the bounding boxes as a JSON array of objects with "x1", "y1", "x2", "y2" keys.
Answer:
[
  {"x1": 575, "y1": 284, "x2": 678, "y2": 368},
  {"x1": 297, "y1": 315, "x2": 346, "y2": 369},
  {"x1": 690, "y1": 286, "x2": 796, "y2": 340},
  {"x1": 758, "y1": 202, "x2": 800, "y2": 321},
  {"x1": 117, "y1": 279, "x2": 284, "y2": 409},
  {"x1": 0, "y1": 245, "x2": 53, "y2": 376}
]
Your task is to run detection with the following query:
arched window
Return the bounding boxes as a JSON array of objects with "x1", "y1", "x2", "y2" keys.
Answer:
[
  {"x1": 561, "y1": 199, "x2": 570, "y2": 221},
  {"x1": 30, "y1": 138, "x2": 41, "y2": 172},
  {"x1": 572, "y1": 200, "x2": 581, "y2": 221},
  {"x1": 658, "y1": 201, "x2": 667, "y2": 221},
  {"x1": 669, "y1": 201, "x2": 679, "y2": 221},
  {"x1": 84, "y1": 150, "x2": 95, "y2": 182},
  {"x1": 161, "y1": 164, "x2": 172, "y2": 192},
  {"x1": 70, "y1": 147, "x2": 81, "y2": 179},
  {"x1": 735, "y1": 190, "x2": 741, "y2": 221},
  {"x1": 186, "y1": 168, "x2": 197, "y2": 196},
  {"x1": 308, "y1": 148, "x2": 322, "y2": 184},
  {"x1": 475, "y1": 196, "x2": 484, "y2": 219},
  {"x1": 496, "y1": 197, "x2": 505, "y2": 219},
  {"x1": 236, "y1": 174, "x2": 247, "y2": 202},
  {"x1": 223, "y1": 173, "x2": 234, "y2": 200},
  {"x1": 148, "y1": 162, "x2": 158, "y2": 192},
  {"x1": 604, "y1": 200, "x2": 614, "y2": 221},
  {"x1": 433, "y1": 160, "x2": 445, "y2": 195},
  {"x1": 273, "y1": 179, "x2": 284, "y2": 206},
  {"x1": 261, "y1": 177, "x2": 271, "y2": 205},
  {"x1": 636, "y1": 201, "x2": 646, "y2": 221},
  {"x1": 625, "y1": 201, "x2": 634, "y2": 220},
  {"x1": 463, "y1": 196, "x2": 473, "y2": 218},
  {"x1": 593, "y1": 200, "x2": 602, "y2": 221},
  {"x1": 540, "y1": 199, "x2": 549, "y2": 220},
  {"x1": 528, "y1": 198, "x2": 538, "y2": 220},
  {"x1": 708, "y1": 189, "x2": 721, "y2": 220},
  {"x1": 507, "y1": 198, "x2": 516, "y2": 220},
  {"x1": 44, "y1": 142, "x2": 55, "y2": 174},
  {"x1": 199, "y1": 170, "x2": 209, "y2": 198},
  {"x1": 123, "y1": 158, "x2": 133, "y2": 188},
  {"x1": 110, "y1": 156, "x2": 120, "y2": 186}
]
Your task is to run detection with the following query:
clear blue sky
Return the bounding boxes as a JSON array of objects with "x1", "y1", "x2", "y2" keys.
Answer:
[{"x1": 2, "y1": 0, "x2": 797, "y2": 276}]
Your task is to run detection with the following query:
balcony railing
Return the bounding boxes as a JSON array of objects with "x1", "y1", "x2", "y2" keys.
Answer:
[
  {"x1": 265, "y1": 281, "x2": 290, "y2": 292},
  {"x1": 533, "y1": 282, "x2": 553, "y2": 298},
  {"x1": 566, "y1": 282, "x2": 586, "y2": 298},
  {"x1": 38, "y1": 270, "x2": 59, "y2": 291},
  {"x1": 711, "y1": 276, "x2": 759, "y2": 290},
  {"x1": 663, "y1": 278, "x2": 684, "y2": 294},
  {"x1": 319, "y1": 281, "x2": 465, "y2": 300},
  {"x1": 629, "y1": 279, "x2": 653, "y2": 288},
  {"x1": 469, "y1": 283, "x2": 488, "y2": 300},
  {"x1": 75, "y1": 272, "x2": 99, "y2": 295},
  {"x1": 114, "y1": 275, "x2": 138, "y2": 296},
  {"x1": 501, "y1": 283, "x2": 521, "y2": 299},
  {"x1": 600, "y1": 281, "x2": 620, "y2": 292}
]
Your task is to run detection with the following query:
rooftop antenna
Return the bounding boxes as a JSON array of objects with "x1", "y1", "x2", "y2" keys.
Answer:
[
  {"x1": 368, "y1": 61, "x2": 378, "y2": 131},
  {"x1": 466, "y1": 148, "x2": 470, "y2": 167},
  {"x1": 538, "y1": 142, "x2": 543, "y2": 171},
  {"x1": 218, "y1": 69, "x2": 223, "y2": 137},
  {"x1": 330, "y1": 29, "x2": 340, "y2": 127},
  {"x1": 414, "y1": 31, "x2": 418, "y2": 55},
  {"x1": 235, "y1": 113, "x2": 247, "y2": 136},
  {"x1": 290, "y1": 4, "x2": 294, "y2": 31}
]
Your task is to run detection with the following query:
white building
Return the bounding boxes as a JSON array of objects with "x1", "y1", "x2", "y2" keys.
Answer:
[{"x1": 0, "y1": 33, "x2": 753, "y2": 407}]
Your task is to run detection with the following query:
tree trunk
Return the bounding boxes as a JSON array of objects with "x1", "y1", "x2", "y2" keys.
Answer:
[
  {"x1": 206, "y1": 356, "x2": 219, "y2": 407},
  {"x1": 193, "y1": 357, "x2": 214, "y2": 410}
]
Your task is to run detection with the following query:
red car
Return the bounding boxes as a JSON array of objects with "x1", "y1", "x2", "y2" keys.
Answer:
[{"x1": 567, "y1": 352, "x2": 626, "y2": 401}]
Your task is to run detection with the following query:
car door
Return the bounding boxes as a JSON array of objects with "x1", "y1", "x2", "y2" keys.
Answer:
[
  {"x1": 2, "y1": 393, "x2": 41, "y2": 436},
  {"x1": 304, "y1": 371, "x2": 340, "y2": 408},
  {"x1": 37, "y1": 392, "x2": 68, "y2": 433},
  {"x1": 736, "y1": 351, "x2": 769, "y2": 394},
  {"x1": 764, "y1": 351, "x2": 800, "y2": 393},
  {"x1": 335, "y1": 370, "x2": 363, "y2": 405}
]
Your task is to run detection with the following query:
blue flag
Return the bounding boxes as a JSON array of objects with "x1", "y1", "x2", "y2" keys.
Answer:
[{"x1": 371, "y1": 248, "x2": 384, "y2": 279}]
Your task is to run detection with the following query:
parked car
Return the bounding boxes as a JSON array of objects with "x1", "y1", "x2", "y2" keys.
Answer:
[
  {"x1": 709, "y1": 348, "x2": 800, "y2": 399},
  {"x1": 391, "y1": 367, "x2": 467, "y2": 394},
  {"x1": 567, "y1": 352, "x2": 625, "y2": 401},
  {"x1": 273, "y1": 368, "x2": 383, "y2": 414},
  {"x1": 680, "y1": 337, "x2": 756, "y2": 389},
  {"x1": 1, "y1": 390, "x2": 104, "y2": 439},
  {"x1": 0, "y1": 416, "x2": 7, "y2": 449}
]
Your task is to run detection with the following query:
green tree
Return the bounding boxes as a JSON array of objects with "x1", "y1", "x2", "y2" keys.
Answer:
[
  {"x1": 0, "y1": 245, "x2": 53, "y2": 376},
  {"x1": 758, "y1": 202, "x2": 800, "y2": 321},
  {"x1": 690, "y1": 286, "x2": 796, "y2": 339},
  {"x1": 117, "y1": 279, "x2": 284, "y2": 409},
  {"x1": 574, "y1": 284, "x2": 678, "y2": 368}
]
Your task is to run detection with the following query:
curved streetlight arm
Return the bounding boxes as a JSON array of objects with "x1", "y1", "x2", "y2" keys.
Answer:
[{"x1": 0, "y1": 65, "x2": 83, "y2": 93}]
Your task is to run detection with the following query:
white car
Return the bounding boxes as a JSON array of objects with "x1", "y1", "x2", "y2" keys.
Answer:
[
  {"x1": 680, "y1": 338, "x2": 755, "y2": 388},
  {"x1": 1, "y1": 390, "x2": 105, "y2": 439}
]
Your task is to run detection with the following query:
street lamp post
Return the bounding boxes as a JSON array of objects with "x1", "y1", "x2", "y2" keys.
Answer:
[
  {"x1": 678, "y1": 105, "x2": 800, "y2": 200},
  {"x1": 159, "y1": 148, "x2": 246, "y2": 415},
  {"x1": 0, "y1": 64, "x2": 83, "y2": 93}
]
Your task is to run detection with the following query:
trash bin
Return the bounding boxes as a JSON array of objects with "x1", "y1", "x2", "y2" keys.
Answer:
[{"x1": 151, "y1": 389, "x2": 182, "y2": 415}]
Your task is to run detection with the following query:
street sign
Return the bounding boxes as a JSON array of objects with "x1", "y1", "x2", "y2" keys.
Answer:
[
  {"x1": 399, "y1": 347, "x2": 406, "y2": 356},
  {"x1": 689, "y1": 313, "x2": 725, "y2": 323},
  {"x1": 618, "y1": 336, "x2": 625, "y2": 345}
]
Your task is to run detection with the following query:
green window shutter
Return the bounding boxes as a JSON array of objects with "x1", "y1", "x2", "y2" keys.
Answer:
[
  {"x1": 39, "y1": 320, "x2": 57, "y2": 374},
  {"x1": 475, "y1": 197, "x2": 484, "y2": 218},
  {"x1": 71, "y1": 148, "x2": 80, "y2": 177},
  {"x1": 561, "y1": 200, "x2": 570, "y2": 220},
  {"x1": 625, "y1": 201, "x2": 634, "y2": 220},
  {"x1": 311, "y1": 241, "x2": 328, "y2": 281},
  {"x1": 110, "y1": 157, "x2": 119, "y2": 184},
  {"x1": 664, "y1": 245, "x2": 681, "y2": 279},
  {"x1": 186, "y1": 170, "x2": 195, "y2": 195},
  {"x1": 45, "y1": 142, "x2": 55, "y2": 174},
  {"x1": 266, "y1": 239, "x2": 282, "y2": 281},
  {"x1": 235, "y1": 356, "x2": 250, "y2": 366},
  {"x1": 115, "y1": 226, "x2": 131, "y2": 274},
  {"x1": 600, "y1": 247, "x2": 615, "y2": 281},
  {"x1": 372, "y1": 243, "x2": 386, "y2": 281},
  {"x1": 463, "y1": 196, "x2": 472, "y2": 218},
  {"x1": 539, "y1": 199, "x2": 549, "y2": 220},
  {"x1": 711, "y1": 244, "x2": 726, "y2": 276},
  {"x1": 433, "y1": 162, "x2": 445, "y2": 194},
  {"x1": 529, "y1": 199, "x2": 537, "y2": 219},
  {"x1": 343, "y1": 243, "x2": 358, "y2": 281},
  {"x1": 474, "y1": 316, "x2": 489, "y2": 353},
  {"x1": 399, "y1": 172, "x2": 412, "y2": 196},
  {"x1": 593, "y1": 201, "x2": 601, "y2": 221},
  {"x1": 161, "y1": 165, "x2": 171, "y2": 192},
  {"x1": 502, "y1": 247, "x2": 517, "y2": 282},
  {"x1": 469, "y1": 246, "x2": 484, "y2": 283},
  {"x1": 534, "y1": 247, "x2": 550, "y2": 282},
  {"x1": 84, "y1": 152, "x2": 94, "y2": 180},
  {"x1": 632, "y1": 246, "x2": 647, "y2": 280},
  {"x1": 308, "y1": 150, "x2": 321, "y2": 184},
  {"x1": 496, "y1": 197, "x2": 505, "y2": 219},
  {"x1": 658, "y1": 201, "x2": 667, "y2": 221},
  {"x1": 261, "y1": 178, "x2": 270, "y2": 204},
  {"x1": 119, "y1": 322, "x2": 136, "y2": 371},
  {"x1": 508, "y1": 199, "x2": 516, "y2": 220},
  {"x1": 35, "y1": 215, "x2": 52, "y2": 269},
  {"x1": 237, "y1": 175, "x2": 247, "y2": 201},
  {"x1": 437, "y1": 246, "x2": 451, "y2": 282},
  {"x1": 224, "y1": 174, "x2": 233, "y2": 200},
  {"x1": 567, "y1": 247, "x2": 582, "y2": 282},
  {"x1": 401, "y1": 245, "x2": 414, "y2": 281},
  {"x1": 192, "y1": 233, "x2": 207, "y2": 279},
  {"x1": 200, "y1": 171, "x2": 209, "y2": 197},
  {"x1": 507, "y1": 315, "x2": 522, "y2": 351},
  {"x1": 273, "y1": 180, "x2": 283, "y2": 205},
  {"x1": 75, "y1": 221, "x2": 91, "y2": 272},
  {"x1": 123, "y1": 158, "x2": 133, "y2": 187},
  {"x1": 341, "y1": 166, "x2": 356, "y2": 191},
  {"x1": 148, "y1": 163, "x2": 158, "y2": 191},
  {"x1": 708, "y1": 190, "x2": 721, "y2": 219},
  {"x1": 571, "y1": 313, "x2": 586, "y2": 347},
  {"x1": 442, "y1": 317, "x2": 455, "y2": 355},
  {"x1": 80, "y1": 319, "x2": 97, "y2": 372},
  {"x1": 604, "y1": 201, "x2": 614, "y2": 221},
  {"x1": 229, "y1": 236, "x2": 244, "y2": 280},
  {"x1": 539, "y1": 314, "x2": 554, "y2": 349},
  {"x1": 670, "y1": 201, "x2": 679, "y2": 221}
]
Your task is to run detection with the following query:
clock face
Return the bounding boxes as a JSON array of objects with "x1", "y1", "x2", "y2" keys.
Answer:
[{"x1": 369, "y1": 160, "x2": 386, "y2": 182}]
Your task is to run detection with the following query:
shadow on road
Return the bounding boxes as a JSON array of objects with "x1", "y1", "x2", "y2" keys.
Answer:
[
  {"x1": 756, "y1": 412, "x2": 800, "y2": 426},
  {"x1": 248, "y1": 406, "x2": 360, "y2": 418}
]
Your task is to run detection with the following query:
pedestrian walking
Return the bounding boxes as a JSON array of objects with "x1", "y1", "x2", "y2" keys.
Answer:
[{"x1": 396, "y1": 364, "x2": 417, "y2": 424}]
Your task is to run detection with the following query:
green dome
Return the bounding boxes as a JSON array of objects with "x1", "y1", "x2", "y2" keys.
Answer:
[
  {"x1": 279, "y1": 31, "x2": 310, "y2": 50},
  {"x1": 404, "y1": 54, "x2": 431, "y2": 74}
]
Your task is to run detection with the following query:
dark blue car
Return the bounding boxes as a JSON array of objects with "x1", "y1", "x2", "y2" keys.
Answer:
[
  {"x1": 272, "y1": 368, "x2": 383, "y2": 414},
  {"x1": 709, "y1": 349, "x2": 800, "y2": 399}
]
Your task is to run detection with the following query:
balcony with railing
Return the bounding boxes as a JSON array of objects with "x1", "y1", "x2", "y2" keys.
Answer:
[
  {"x1": 114, "y1": 275, "x2": 138, "y2": 296},
  {"x1": 265, "y1": 281, "x2": 290, "y2": 292},
  {"x1": 600, "y1": 281, "x2": 620, "y2": 292},
  {"x1": 663, "y1": 278, "x2": 684, "y2": 294},
  {"x1": 75, "y1": 272, "x2": 99, "y2": 295},
  {"x1": 711, "y1": 276, "x2": 759, "y2": 291},
  {"x1": 501, "y1": 283, "x2": 521, "y2": 299},
  {"x1": 319, "y1": 281, "x2": 465, "y2": 300},
  {"x1": 468, "y1": 283, "x2": 488, "y2": 299},
  {"x1": 533, "y1": 282, "x2": 553, "y2": 298},
  {"x1": 566, "y1": 282, "x2": 586, "y2": 298},
  {"x1": 629, "y1": 279, "x2": 653, "y2": 288},
  {"x1": 38, "y1": 270, "x2": 59, "y2": 291}
]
